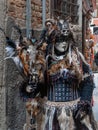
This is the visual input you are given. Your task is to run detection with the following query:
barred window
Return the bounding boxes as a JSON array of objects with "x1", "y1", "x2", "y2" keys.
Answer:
[{"x1": 51, "y1": 0, "x2": 79, "y2": 24}]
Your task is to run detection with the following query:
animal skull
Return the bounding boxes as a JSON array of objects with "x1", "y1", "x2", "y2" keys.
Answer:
[{"x1": 59, "y1": 19, "x2": 70, "y2": 36}]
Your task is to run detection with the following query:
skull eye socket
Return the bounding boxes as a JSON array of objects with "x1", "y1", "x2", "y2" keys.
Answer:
[
  {"x1": 63, "y1": 30, "x2": 66, "y2": 32},
  {"x1": 66, "y1": 30, "x2": 70, "y2": 33},
  {"x1": 62, "y1": 29, "x2": 69, "y2": 33}
]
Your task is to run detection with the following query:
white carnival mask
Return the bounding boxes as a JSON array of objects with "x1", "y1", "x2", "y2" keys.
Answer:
[{"x1": 55, "y1": 41, "x2": 69, "y2": 52}]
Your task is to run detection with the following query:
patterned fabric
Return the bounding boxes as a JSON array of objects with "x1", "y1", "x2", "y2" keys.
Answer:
[{"x1": 48, "y1": 69, "x2": 79, "y2": 102}]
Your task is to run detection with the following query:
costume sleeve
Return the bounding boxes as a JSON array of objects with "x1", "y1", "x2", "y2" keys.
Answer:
[{"x1": 79, "y1": 62, "x2": 95, "y2": 102}]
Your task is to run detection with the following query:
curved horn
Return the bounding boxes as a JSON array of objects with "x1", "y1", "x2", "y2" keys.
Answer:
[
  {"x1": 12, "y1": 25, "x2": 23, "y2": 44},
  {"x1": 0, "y1": 27, "x2": 16, "y2": 49}
]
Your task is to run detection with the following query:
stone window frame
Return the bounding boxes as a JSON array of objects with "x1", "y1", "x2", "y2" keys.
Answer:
[{"x1": 51, "y1": 0, "x2": 79, "y2": 24}]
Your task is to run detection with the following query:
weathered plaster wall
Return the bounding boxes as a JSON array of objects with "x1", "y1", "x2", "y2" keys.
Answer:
[
  {"x1": 5, "y1": 60, "x2": 26, "y2": 130},
  {"x1": 0, "y1": 0, "x2": 6, "y2": 129}
]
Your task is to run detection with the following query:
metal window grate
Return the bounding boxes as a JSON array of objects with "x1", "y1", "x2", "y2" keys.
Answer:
[{"x1": 51, "y1": 0, "x2": 79, "y2": 24}]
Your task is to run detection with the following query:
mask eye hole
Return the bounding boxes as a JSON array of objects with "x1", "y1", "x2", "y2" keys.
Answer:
[{"x1": 46, "y1": 23, "x2": 51, "y2": 27}]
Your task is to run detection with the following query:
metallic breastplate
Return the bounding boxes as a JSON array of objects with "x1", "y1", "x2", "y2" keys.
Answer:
[{"x1": 48, "y1": 69, "x2": 80, "y2": 102}]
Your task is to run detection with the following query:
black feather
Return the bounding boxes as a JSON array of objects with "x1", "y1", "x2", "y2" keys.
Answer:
[
  {"x1": 19, "y1": 81, "x2": 37, "y2": 101},
  {"x1": 6, "y1": 36, "x2": 16, "y2": 49}
]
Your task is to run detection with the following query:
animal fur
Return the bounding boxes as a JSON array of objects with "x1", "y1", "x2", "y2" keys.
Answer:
[
  {"x1": 24, "y1": 97, "x2": 47, "y2": 130},
  {"x1": 18, "y1": 40, "x2": 46, "y2": 81},
  {"x1": 57, "y1": 107, "x2": 75, "y2": 130},
  {"x1": 47, "y1": 51, "x2": 83, "y2": 83},
  {"x1": 38, "y1": 42, "x2": 47, "y2": 51},
  {"x1": 19, "y1": 50, "x2": 29, "y2": 76},
  {"x1": 75, "y1": 101, "x2": 98, "y2": 130}
]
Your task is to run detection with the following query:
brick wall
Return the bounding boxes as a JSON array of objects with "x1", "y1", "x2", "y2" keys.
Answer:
[{"x1": 8, "y1": 0, "x2": 50, "y2": 29}]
